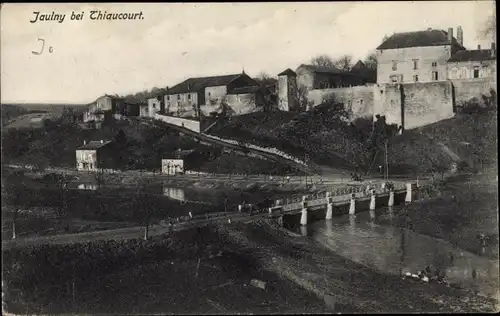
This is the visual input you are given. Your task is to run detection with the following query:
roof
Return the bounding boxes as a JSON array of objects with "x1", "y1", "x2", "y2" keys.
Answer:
[
  {"x1": 167, "y1": 73, "x2": 244, "y2": 94},
  {"x1": 448, "y1": 49, "x2": 496, "y2": 62},
  {"x1": 377, "y1": 29, "x2": 465, "y2": 50},
  {"x1": 297, "y1": 64, "x2": 356, "y2": 76},
  {"x1": 76, "y1": 140, "x2": 112, "y2": 150},
  {"x1": 277, "y1": 68, "x2": 297, "y2": 76},
  {"x1": 350, "y1": 60, "x2": 367, "y2": 71},
  {"x1": 227, "y1": 85, "x2": 261, "y2": 95}
]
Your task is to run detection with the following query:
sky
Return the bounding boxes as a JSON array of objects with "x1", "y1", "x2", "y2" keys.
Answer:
[{"x1": 1, "y1": 1, "x2": 496, "y2": 104}]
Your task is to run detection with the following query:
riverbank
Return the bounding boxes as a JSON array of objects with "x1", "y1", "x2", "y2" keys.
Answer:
[
  {"x1": 380, "y1": 172, "x2": 499, "y2": 259},
  {"x1": 221, "y1": 220, "x2": 498, "y2": 313}
]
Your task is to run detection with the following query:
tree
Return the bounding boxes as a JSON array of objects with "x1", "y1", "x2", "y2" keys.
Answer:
[
  {"x1": 311, "y1": 54, "x2": 336, "y2": 68},
  {"x1": 296, "y1": 84, "x2": 310, "y2": 112},
  {"x1": 316, "y1": 92, "x2": 352, "y2": 125},
  {"x1": 480, "y1": 13, "x2": 496, "y2": 42},
  {"x1": 334, "y1": 55, "x2": 353, "y2": 72},
  {"x1": 363, "y1": 52, "x2": 378, "y2": 70}
]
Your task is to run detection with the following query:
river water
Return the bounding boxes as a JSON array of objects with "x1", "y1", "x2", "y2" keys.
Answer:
[{"x1": 293, "y1": 206, "x2": 499, "y2": 298}]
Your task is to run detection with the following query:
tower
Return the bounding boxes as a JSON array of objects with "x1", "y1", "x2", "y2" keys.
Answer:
[{"x1": 277, "y1": 68, "x2": 297, "y2": 111}]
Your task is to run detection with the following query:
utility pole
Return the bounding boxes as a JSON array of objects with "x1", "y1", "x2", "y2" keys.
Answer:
[{"x1": 384, "y1": 140, "x2": 389, "y2": 180}]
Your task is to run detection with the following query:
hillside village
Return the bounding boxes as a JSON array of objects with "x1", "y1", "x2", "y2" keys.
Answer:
[
  {"x1": 2, "y1": 4, "x2": 499, "y2": 315},
  {"x1": 2, "y1": 26, "x2": 497, "y2": 177}
]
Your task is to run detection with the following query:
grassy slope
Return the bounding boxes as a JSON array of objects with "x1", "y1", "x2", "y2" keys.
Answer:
[
  {"x1": 1, "y1": 117, "x2": 296, "y2": 175},
  {"x1": 209, "y1": 108, "x2": 497, "y2": 176}
]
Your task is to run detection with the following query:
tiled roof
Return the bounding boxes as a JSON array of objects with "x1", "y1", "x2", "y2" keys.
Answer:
[
  {"x1": 297, "y1": 64, "x2": 356, "y2": 76},
  {"x1": 77, "y1": 140, "x2": 112, "y2": 150},
  {"x1": 377, "y1": 29, "x2": 465, "y2": 50},
  {"x1": 227, "y1": 86, "x2": 261, "y2": 95},
  {"x1": 277, "y1": 68, "x2": 297, "y2": 76},
  {"x1": 448, "y1": 49, "x2": 496, "y2": 62},
  {"x1": 167, "y1": 74, "x2": 243, "y2": 94}
]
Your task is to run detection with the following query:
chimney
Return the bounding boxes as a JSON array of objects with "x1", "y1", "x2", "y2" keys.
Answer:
[
  {"x1": 477, "y1": 45, "x2": 481, "y2": 50},
  {"x1": 457, "y1": 26, "x2": 463, "y2": 46},
  {"x1": 448, "y1": 28, "x2": 453, "y2": 43},
  {"x1": 492, "y1": 42, "x2": 496, "y2": 57}
]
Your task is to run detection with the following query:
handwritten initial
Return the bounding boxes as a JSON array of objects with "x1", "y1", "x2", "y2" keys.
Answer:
[{"x1": 32, "y1": 38, "x2": 45, "y2": 55}]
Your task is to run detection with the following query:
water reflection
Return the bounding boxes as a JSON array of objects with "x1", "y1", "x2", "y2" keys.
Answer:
[
  {"x1": 306, "y1": 208, "x2": 499, "y2": 297},
  {"x1": 163, "y1": 187, "x2": 185, "y2": 201},
  {"x1": 300, "y1": 225, "x2": 308, "y2": 237}
]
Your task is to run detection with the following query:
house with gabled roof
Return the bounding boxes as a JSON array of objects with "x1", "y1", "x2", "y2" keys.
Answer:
[
  {"x1": 75, "y1": 140, "x2": 117, "y2": 171},
  {"x1": 376, "y1": 27, "x2": 466, "y2": 84},
  {"x1": 164, "y1": 71, "x2": 264, "y2": 118}
]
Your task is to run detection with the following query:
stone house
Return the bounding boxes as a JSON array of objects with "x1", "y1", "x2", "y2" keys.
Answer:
[
  {"x1": 447, "y1": 43, "x2": 496, "y2": 80},
  {"x1": 75, "y1": 140, "x2": 116, "y2": 171},
  {"x1": 164, "y1": 71, "x2": 264, "y2": 118},
  {"x1": 83, "y1": 95, "x2": 124, "y2": 123},
  {"x1": 295, "y1": 64, "x2": 368, "y2": 91},
  {"x1": 161, "y1": 159, "x2": 184, "y2": 175},
  {"x1": 376, "y1": 27, "x2": 466, "y2": 84}
]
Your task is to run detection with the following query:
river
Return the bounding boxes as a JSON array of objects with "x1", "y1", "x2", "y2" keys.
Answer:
[{"x1": 291, "y1": 206, "x2": 499, "y2": 298}]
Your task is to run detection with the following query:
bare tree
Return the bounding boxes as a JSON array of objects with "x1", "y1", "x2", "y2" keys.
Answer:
[
  {"x1": 363, "y1": 52, "x2": 378, "y2": 70},
  {"x1": 311, "y1": 54, "x2": 336, "y2": 68},
  {"x1": 296, "y1": 84, "x2": 310, "y2": 112},
  {"x1": 334, "y1": 55, "x2": 354, "y2": 72},
  {"x1": 480, "y1": 14, "x2": 496, "y2": 42}
]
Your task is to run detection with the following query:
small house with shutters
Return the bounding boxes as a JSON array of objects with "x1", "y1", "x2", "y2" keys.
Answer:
[{"x1": 75, "y1": 140, "x2": 116, "y2": 171}]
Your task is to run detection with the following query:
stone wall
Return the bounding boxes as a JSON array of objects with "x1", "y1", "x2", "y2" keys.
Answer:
[
  {"x1": 307, "y1": 85, "x2": 375, "y2": 119},
  {"x1": 450, "y1": 79, "x2": 497, "y2": 106},
  {"x1": 373, "y1": 81, "x2": 455, "y2": 130},
  {"x1": 153, "y1": 113, "x2": 200, "y2": 133}
]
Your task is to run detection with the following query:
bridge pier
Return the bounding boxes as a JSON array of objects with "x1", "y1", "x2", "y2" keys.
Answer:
[
  {"x1": 388, "y1": 190, "x2": 395, "y2": 207},
  {"x1": 325, "y1": 197, "x2": 333, "y2": 220},
  {"x1": 405, "y1": 183, "x2": 413, "y2": 203},
  {"x1": 349, "y1": 194, "x2": 356, "y2": 215},
  {"x1": 369, "y1": 189, "x2": 376, "y2": 210},
  {"x1": 300, "y1": 197, "x2": 308, "y2": 226}
]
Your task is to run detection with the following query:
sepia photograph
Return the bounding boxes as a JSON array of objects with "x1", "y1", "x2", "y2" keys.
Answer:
[{"x1": 1, "y1": 1, "x2": 498, "y2": 314}]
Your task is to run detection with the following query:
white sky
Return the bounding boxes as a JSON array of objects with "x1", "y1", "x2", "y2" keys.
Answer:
[{"x1": 1, "y1": 1, "x2": 495, "y2": 104}]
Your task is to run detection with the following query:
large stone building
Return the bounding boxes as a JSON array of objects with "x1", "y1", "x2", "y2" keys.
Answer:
[
  {"x1": 376, "y1": 28, "x2": 465, "y2": 84},
  {"x1": 164, "y1": 71, "x2": 264, "y2": 118}
]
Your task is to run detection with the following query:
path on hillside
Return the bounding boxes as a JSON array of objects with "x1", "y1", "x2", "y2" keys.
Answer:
[{"x1": 129, "y1": 117, "x2": 311, "y2": 174}]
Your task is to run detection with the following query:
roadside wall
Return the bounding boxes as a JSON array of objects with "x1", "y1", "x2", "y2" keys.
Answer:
[{"x1": 154, "y1": 113, "x2": 200, "y2": 133}]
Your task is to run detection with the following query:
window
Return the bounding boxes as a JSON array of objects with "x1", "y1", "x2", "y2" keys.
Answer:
[
  {"x1": 390, "y1": 74, "x2": 402, "y2": 83},
  {"x1": 432, "y1": 61, "x2": 438, "y2": 68},
  {"x1": 473, "y1": 66, "x2": 480, "y2": 78},
  {"x1": 360, "y1": 100, "x2": 364, "y2": 105},
  {"x1": 413, "y1": 59, "x2": 419, "y2": 70},
  {"x1": 413, "y1": 75, "x2": 419, "y2": 82},
  {"x1": 392, "y1": 61, "x2": 397, "y2": 71},
  {"x1": 177, "y1": 94, "x2": 180, "y2": 100},
  {"x1": 432, "y1": 71, "x2": 439, "y2": 81},
  {"x1": 188, "y1": 94, "x2": 191, "y2": 100},
  {"x1": 167, "y1": 95, "x2": 170, "y2": 101},
  {"x1": 208, "y1": 92, "x2": 211, "y2": 98}
]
